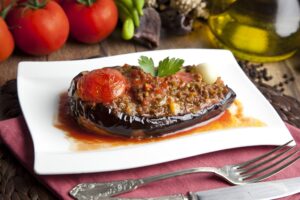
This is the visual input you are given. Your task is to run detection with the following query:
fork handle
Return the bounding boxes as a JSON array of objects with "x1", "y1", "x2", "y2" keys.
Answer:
[
  {"x1": 142, "y1": 167, "x2": 218, "y2": 184},
  {"x1": 70, "y1": 167, "x2": 218, "y2": 199}
]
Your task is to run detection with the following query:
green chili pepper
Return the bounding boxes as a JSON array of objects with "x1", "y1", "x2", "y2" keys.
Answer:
[
  {"x1": 122, "y1": 17, "x2": 135, "y2": 40},
  {"x1": 132, "y1": 8, "x2": 140, "y2": 27},
  {"x1": 133, "y1": 0, "x2": 144, "y2": 16},
  {"x1": 120, "y1": 0, "x2": 133, "y2": 9},
  {"x1": 115, "y1": 0, "x2": 131, "y2": 19}
]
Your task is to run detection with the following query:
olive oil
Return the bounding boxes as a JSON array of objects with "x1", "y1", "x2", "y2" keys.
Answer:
[{"x1": 208, "y1": 0, "x2": 300, "y2": 62}]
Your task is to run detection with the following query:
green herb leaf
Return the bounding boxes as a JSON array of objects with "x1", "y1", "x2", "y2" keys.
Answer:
[
  {"x1": 138, "y1": 56, "x2": 155, "y2": 76},
  {"x1": 137, "y1": 56, "x2": 185, "y2": 77},
  {"x1": 157, "y1": 57, "x2": 184, "y2": 77}
]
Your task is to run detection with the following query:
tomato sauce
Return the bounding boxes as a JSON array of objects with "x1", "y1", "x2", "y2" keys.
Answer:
[{"x1": 54, "y1": 93, "x2": 265, "y2": 151}]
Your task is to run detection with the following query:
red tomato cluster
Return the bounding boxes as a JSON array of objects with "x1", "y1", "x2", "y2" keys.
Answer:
[{"x1": 0, "y1": 0, "x2": 118, "y2": 61}]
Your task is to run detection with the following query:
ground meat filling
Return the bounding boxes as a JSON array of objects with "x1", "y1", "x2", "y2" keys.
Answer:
[{"x1": 110, "y1": 65, "x2": 229, "y2": 117}]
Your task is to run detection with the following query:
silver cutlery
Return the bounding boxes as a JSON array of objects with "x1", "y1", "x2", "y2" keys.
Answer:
[
  {"x1": 73, "y1": 176, "x2": 300, "y2": 200},
  {"x1": 70, "y1": 140, "x2": 300, "y2": 199}
]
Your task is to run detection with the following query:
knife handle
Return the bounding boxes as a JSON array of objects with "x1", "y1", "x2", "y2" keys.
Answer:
[{"x1": 70, "y1": 167, "x2": 217, "y2": 198}]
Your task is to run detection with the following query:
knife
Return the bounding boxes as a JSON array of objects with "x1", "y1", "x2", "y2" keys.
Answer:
[{"x1": 71, "y1": 177, "x2": 300, "y2": 200}]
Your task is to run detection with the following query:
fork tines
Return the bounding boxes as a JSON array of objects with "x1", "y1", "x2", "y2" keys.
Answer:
[{"x1": 236, "y1": 140, "x2": 300, "y2": 183}]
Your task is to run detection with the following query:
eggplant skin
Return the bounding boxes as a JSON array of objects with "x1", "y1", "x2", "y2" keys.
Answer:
[{"x1": 68, "y1": 72, "x2": 236, "y2": 139}]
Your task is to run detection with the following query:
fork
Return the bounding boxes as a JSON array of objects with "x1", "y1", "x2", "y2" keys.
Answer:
[{"x1": 70, "y1": 140, "x2": 300, "y2": 199}]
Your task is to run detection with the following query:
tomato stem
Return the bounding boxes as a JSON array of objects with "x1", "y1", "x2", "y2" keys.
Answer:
[
  {"x1": 0, "y1": 0, "x2": 17, "y2": 19},
  {"x1": 22, "y1": 0, "x2": 48, "y2": 9},
  {"x1": 76, "y1": 0, "x2": 96, "y2": 6},
  {"x1": 34, "y1": 0, "x2": 39, "y2": 7}
]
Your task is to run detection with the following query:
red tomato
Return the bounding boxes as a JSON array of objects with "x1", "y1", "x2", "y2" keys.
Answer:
[
  {"x1": 6, "y1": 1, "x2": 69, "y2": 55},
  {"x1": 0, "y1": 17, "x2": 14, "y2": 61},
  {"x1": 51, "y1": 0, "x2": 61, "y2": 4},
  {"x1": 62, "y1": 0, "x2": 118, "y2": 43},
  {"x1": 174, "y1": 71, "x2": 194, "y2": 82},
  {"x1": 77, "y1": 68, "x2": 127, "y2": 103}
]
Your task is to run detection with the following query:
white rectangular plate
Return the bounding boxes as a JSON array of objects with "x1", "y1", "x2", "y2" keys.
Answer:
[{"x1": 17, "y1": 49, "x2": 293, "y2": 175}]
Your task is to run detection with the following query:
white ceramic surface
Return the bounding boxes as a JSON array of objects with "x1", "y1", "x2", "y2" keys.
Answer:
[{"x1": 17, "y1": 49, "x2": 293, "y2": 175}]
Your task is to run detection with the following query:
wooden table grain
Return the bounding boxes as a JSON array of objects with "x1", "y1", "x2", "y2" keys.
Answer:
[{"x1": 0, "y1": 22, "x2": 300, "y2": 200}]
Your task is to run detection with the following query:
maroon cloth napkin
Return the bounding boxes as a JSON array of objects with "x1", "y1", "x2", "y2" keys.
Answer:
[{"x1": 0, "y1": 117, "x2": 300, "y2": 200}]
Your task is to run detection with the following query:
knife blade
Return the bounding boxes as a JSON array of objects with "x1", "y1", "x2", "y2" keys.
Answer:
[
  {"x1": 71, "y1": 177, "x2": 300, "y2": 200},
  {"x1": 189, "y1": 176, "x2": 300, "y2": 200}
]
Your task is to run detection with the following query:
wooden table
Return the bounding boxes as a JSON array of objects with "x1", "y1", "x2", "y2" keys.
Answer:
[{"x1": 0, "y1": 22, "x2": 300, "y2": 199}]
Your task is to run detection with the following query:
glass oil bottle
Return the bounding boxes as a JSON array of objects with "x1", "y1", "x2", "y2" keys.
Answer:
[{"x1": 208, "y1": 0, "x2": 300, "y2": 62}]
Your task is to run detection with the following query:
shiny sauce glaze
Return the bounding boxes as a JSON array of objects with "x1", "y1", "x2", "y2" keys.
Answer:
[{"x1": 54, "y1": 93, "x2": 265, "y2": 151}]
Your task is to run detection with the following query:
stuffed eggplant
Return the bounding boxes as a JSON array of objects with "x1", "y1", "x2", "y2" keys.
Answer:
[{"x1": 68, "y1": 64, "x2": 236, "y2": 139}]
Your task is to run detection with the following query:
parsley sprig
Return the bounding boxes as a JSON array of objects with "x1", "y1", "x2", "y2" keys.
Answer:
[
  {"x1": 138, "y1": 56, "x2": 184, "y2": 77},
  {"x1": 138, "y1": 56, "x2": 155, "y2": 76}
]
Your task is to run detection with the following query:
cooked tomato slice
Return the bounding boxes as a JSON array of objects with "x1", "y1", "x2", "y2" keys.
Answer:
[
  {"x1": 77, "y1": 68, "x2": 127, "y2": 103},
  {"x1": 174, "y1": 71, "x2": 194, "y2": 82}
]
